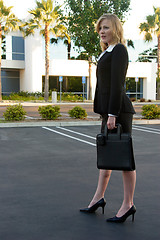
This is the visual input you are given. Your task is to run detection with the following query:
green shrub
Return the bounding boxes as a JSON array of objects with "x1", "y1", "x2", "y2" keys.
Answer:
[
  {"x1": 142, "y1": 104, "x2": 160, "y2": 119},
  {"x1": 2, "y1": 91, "x2": 85, "y2": 102},
  {"x1": 57, "y1": 93, "x2": 84, "y2": 102},
  {"x1": 2, "y1": 91, "x2": 44, "y2": 101},
  {"x1": 38, "y1": 105, "x2": 61, "y2": 120},
  {"x1": 68, "y1": 106, "x2": 87, "y2": 119},
  {"x1": 3, "y1": 104, "x2": 26, "y2": 121}
]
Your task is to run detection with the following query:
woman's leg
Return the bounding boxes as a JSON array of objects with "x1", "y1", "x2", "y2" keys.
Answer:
[
  {"x1": 88, "y1": 169, "x2": 112, "y2": 207},
  {"x1": 116, "y1": 113, "x2": 136, "y2": 217},
  {"x1": 87, "y1": 116, "x2": 112, "y2": 207},
  {"x1": 116, "y1": 170, "x2": 136, "y2": 217}
]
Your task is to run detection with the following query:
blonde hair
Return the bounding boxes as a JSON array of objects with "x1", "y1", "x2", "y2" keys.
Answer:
[{"x1": 96, "y1": 13, "x2": 126, "y2": 52}]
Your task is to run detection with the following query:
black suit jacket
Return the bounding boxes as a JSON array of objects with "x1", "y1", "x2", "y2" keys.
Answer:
[{"x1": 94, "y1": 43, "x2": 135, "y2": 116}]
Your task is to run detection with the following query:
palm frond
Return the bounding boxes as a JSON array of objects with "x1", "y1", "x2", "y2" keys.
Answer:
[
  {"x1": 139, "y1": 22, "x2": 150, "y2": 33},
  {"x1": 29, "y1": 8, "x2": 42, "y2": 18},
  {"x1": 139, "y1": 6, "x2": 160, "y2": 40},
  {"x1": 0, "y1": 1, "x2": 20, "y2": 34},
  {"x1": 154, "y1": 6, "x2": 160, "y2": 15},
  {"x1": 127, "y1": 39, "x2": 134, "y2": 48},
  {"x1": 40, "y1": 29, "x2": 45, "y2": 36},
  {"x1": 146, "y1": 15, "x2": 156, "y2": 28},
  {"x1": 50, "y1": 37, "x2": 58, "y2": 44},
  {"x1": 36, "y1": 0, "x2": 44, "y2": 9},
  {"x1": 144, "y1": 32, "x2": 153, "y2": 42},
  {"x1": 0, "y1": 1, "x2": 13, "y2": 17}
]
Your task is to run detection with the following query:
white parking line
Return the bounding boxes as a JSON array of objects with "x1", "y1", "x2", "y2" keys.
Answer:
[
  {"x1": 42, "y1": 126, "x2": 96, "y2": 147},
  {"x1": 57, "y1": 126, "x2": 96, "y2": 140},
  {"x1": 42, "y1": 125, "x2": 160, "y2": 148},
  {"x1": 132, "y1": 127, "x2": 160, "y2": 135},
  {"x1": 58, "y1": 125, "x2": 160, "y2": 136},
  {"x1": 133, "y1": 125, "x2": 160, "y2": 132}
]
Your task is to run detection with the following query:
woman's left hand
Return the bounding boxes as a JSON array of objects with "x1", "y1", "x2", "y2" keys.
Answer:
[{"x1": 107, "y1": 116, "x2": 116, "y2": 130}]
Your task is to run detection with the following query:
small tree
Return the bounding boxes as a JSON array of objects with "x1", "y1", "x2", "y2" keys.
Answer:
[
  {"x1": 0, "y1": 0, "x2": 20, "y2": 100},
  {"x1": 38, "y1": 105, "x2": 61, "y2": 120},
  {"x1": 68, "y1": 106, "x2": 87, "y2": 119},
  {"x1": 66, "y1": 0, "x2": 131, "y2": 59},
  {"x1": 65, "y1": 0, "x2": 131, "y2": 99},
  {"x1": 3, "y1": 104, "x2": 26, "y2": 121}
]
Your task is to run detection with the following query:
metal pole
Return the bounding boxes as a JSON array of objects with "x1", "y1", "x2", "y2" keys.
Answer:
[
  {"x1": 136, "y1": 81, "x2": 137, "y2": 101},
  {"x1": 60, "y1": 81, "x2": 62, "y2": 103},
  {"x1": 83, "y1": 83, "x2": 84, "y2": 102}
]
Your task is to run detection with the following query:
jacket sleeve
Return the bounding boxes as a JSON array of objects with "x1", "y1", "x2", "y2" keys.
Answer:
[{"x1": 108, "y1": 44, "x2": 128, "y2": 116}]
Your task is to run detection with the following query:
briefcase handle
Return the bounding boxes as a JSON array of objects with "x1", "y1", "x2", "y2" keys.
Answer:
[{"x1": 104, "y1": 123, "x2": 122, "y2": 139}]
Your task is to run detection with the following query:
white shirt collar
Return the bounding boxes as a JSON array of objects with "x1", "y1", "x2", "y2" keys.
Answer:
[
  {"x1": 97, "y1": 44, "x2": 116, "y2": 61},
  {"x1": 106, "y1": 44, "x2": 116, "y2": 52}
]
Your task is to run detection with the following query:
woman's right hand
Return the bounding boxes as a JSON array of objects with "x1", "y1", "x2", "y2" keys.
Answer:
[{"x1": 107, "y1": 116, "x2": 116, "y2": 130}]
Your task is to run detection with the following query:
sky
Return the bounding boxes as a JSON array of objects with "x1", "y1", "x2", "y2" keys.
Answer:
[{"x1": 3, "y1": 0, "x2": 159, "y2": 61}]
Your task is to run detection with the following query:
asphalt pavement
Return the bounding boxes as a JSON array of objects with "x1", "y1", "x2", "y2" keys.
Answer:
[{"x1": 0, "y1": 124, "x2": 160, "y2": 240}]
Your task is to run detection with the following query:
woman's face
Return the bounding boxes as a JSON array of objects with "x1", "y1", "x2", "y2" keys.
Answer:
[{"x1": 99, "y1": 18, "x2": 114, "y2": 45}]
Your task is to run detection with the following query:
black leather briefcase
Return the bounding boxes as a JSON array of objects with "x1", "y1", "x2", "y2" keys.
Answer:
[{"x1": 96, "y1": 124, "x2": 135, "y2": 171}]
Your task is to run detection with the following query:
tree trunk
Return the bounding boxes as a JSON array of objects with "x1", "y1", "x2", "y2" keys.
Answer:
[
  {"x1": 68, "y1": 42, "x2": 71, "y2": 60},
  {"x1": 88, "y1": 56, "x2": 92, "y2": 100},
  {"x1": 0, "y1": 24, "x2": 2, "y2": 101},
  {"x1": 64, "y1": 76, "x2": 68, "y2": 92},
  {"x1": 157, "y1": 34, "x2": 160, "y2": 99},
  {"x1": 44, "y1": 24, "x2": 50, "y2": 102}
]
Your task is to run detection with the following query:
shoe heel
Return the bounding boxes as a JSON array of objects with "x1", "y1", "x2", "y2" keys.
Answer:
[
  {"x1": 102, "y1": 206, "x2": 105, "y2": 214},
  {"x1": 107, "y1": 205, "x2": 136, "y2": 223},
  {"x1": 80, "y1": 198, "x2": 106, "y2": 214},
  {"x1": 102, "y1": 202, "x2": 106, "y2": 214}
]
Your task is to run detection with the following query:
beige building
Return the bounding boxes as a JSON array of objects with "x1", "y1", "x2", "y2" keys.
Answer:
[{"x1": 1, "y1": 32, "x2": 157, "y2": 100}]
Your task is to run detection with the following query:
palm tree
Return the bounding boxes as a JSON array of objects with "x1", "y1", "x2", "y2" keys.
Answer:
[
  {"x1": 0, "y1": 0, "x2": 20, "y2": 100},
  {"x1": 23, "y1": 0, "x2": 67, "y2": 101},
  {"x1": 64, "y1": 37, "x2": 71, "y2": 60},
  {"x1": 137, "y1": 45, "x2": 158, "y2": 62},
  {"x1": 139, "y1": 6, "x2": 160, "y2": 99}
]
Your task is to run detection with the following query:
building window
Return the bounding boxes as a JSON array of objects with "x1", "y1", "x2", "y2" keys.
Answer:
[
  {"x1": 12, "y1": 36, "x2": 25, "y2": 60},
  {"x1": 126, "y1": 77, "x2": 143, "y2": 99},
  {"x1": 42, "y1": 76, "x2": 84, "y2": 92},
  {"x1": 1, "y1": 70, "x2": 20, "y2": 95}
]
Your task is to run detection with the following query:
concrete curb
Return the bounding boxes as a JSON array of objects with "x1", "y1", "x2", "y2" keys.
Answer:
[
  {"x1": 0, "y1": 101, "x2": 160, "y2": 107},
  {"x1": 0, "y1": 121, "x2": 101, "y2": 128},
  {"x1": 133, "y1": 119, "x2": 160, "y2": 124},
  {"x1": 0, "y1": 119, "x2": 160, "y2": 128}
]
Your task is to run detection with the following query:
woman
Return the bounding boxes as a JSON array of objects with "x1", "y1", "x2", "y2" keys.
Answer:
[{"x1": 80, "y1": 13, "x2": 136, "y2": 223}]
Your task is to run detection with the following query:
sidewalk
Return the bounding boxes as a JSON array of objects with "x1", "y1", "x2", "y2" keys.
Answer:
[{"x1": 0, "y1": 101, "x2": 160, "y2": 127}]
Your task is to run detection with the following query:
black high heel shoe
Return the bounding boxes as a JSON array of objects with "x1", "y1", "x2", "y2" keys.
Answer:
[
  {"x1": 106, "y1": 205, "x2": 136, "y2": 223},
  {"x1": 80, "y1": 198, "x2": 106, "y2": 214}
]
